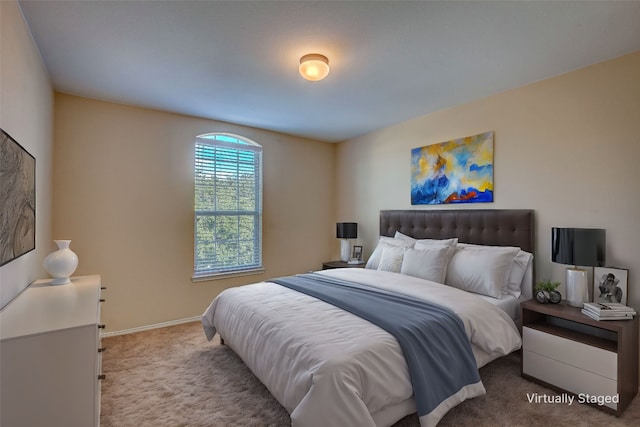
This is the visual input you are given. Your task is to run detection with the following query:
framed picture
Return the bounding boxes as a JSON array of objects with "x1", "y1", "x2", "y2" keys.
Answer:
[
  {"x1": 410, "y1": 131, "x2": 494, "y2": 205},
  {"x1": 593, "y1": 267, "x2": 628, "y2": 305},
  {"x1": 352, "y1": 245, "x2": 363, "y2": 261},
  {"x1": 0, "y1": 128, "x2": 36, "y2": 266}
]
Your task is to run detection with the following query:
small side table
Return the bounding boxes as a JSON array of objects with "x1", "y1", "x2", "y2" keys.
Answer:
[
  {"x1": 521, "y1": 299, "x2": 638, "y2": 416},
  {"x1": 322, "y1": 260, "x2": 366, "y2": 270}
]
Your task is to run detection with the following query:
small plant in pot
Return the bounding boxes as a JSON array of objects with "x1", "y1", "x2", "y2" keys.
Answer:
[{"x1": 535, "y1": 280, "x2": 562, "y2": 304}]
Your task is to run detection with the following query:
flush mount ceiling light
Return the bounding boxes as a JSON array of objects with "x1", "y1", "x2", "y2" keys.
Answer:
[{"x1": 299, "y1": 53, "x2": 330, "y2": 81}]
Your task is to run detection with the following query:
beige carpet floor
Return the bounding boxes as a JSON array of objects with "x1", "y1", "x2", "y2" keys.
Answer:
[{"x1": 101, "y1": 321, "x2": 640, "y2": 426}]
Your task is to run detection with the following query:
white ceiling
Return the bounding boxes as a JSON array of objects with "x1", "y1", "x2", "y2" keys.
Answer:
[{"x1": 18, "y1": 1, "x2": 640, "y2": 142}]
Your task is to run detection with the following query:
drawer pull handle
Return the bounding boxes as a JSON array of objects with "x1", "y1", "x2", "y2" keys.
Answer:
[
  {"x1": 98, "y1": 324, "x2": 106, "y2": 329},
  {"x1": 98, "y1": 347, "x2": 106, "y2": 353},
  {"x1": 99, "y1": 299, "x2": 106, "y2": 302},
  {"x1": 101, "y1": 286, "x2": 107, "y2": 290},
  {"x1": 98, "y1": 374, "x2": 106, "y2": 380}
]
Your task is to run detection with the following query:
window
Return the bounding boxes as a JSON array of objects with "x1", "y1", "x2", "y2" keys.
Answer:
[{"x1": 193, "y1": 133, "x2": 263, "y2": 279}]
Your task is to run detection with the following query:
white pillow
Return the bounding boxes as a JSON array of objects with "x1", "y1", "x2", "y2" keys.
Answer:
[
  {"x1": 506, "y1": 250, "x2": 533, "y2": 298},
  {"x1": 413, "y1": 237, "x2": 459, "y2": 248},
  {"x1": 456, "y1": 242, "x2": 520, "y2": 251},
  {"x1": 456, "y1": 243, "x2": 530, "y2": 297},
  {"x1": 400, "y1": 245, "x2": 456, "y2": 283},
  {"x1": 445, "y1": 245, "x2": 519, "y2": 298},
  {"x1": 394, "y1": 231, "x2": 418, "y2": 242},
  {"x1": 377, "y1": 244, "x2": 407, "y2": 273},
  {"x1": 394, "y1": 231, "x2": 459, "y2": 248},
  {"x1": 365, "y1": 237, "x2": 414, "y2": 270}
]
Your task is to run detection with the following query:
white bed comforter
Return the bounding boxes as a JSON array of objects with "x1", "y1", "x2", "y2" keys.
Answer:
[{"x1": 202, "y1": 268, "x2": 521, "y2": 427}]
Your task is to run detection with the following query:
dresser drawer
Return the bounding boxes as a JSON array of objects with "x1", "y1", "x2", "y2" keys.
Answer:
[
  {"x1": 523, "y1": 349, "x2": 618, "y2": 409},
  {"x1": 523, "y1": 326, "x2": 617, "y2": 380}
]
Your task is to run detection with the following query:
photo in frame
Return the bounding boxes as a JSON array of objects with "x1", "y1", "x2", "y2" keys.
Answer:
[
  {"x1": 593, "y1": 267, "x2": 628, "y2": 305},
  {"x1": 352, "y1": 245, "x2": 363, "y2": 262},
  {"x1": 0, "y1": 128, "x2": 36, "y2": 266}
]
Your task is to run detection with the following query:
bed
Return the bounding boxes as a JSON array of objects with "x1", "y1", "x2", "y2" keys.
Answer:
[{"x1": 202, "y1": 209, "x2": 534, "y2": 427}]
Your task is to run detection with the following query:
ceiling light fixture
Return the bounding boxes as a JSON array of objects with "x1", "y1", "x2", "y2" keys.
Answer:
[{"x1": 299, "y1": 53, "x2": 330, "y2": 82}]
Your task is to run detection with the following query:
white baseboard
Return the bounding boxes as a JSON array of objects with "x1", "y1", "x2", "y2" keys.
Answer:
[{"x1": 100, "y1": 315, "x2": 202, "y2": 337}]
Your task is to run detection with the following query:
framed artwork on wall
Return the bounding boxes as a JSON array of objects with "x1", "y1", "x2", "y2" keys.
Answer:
[
  {"x1": 410, "y1": 131, "x2": 494, "y2": 205},
  {"x1": 593, "y1": 266, "x2": 628, "y2": 305},
  {"x1": 0, "y1": 128, "x2": 36, "y2": 266}
]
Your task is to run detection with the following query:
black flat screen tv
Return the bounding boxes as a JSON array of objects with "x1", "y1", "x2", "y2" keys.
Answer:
[{"x1": 0, "y1": 128, "x2": 36, "y2": 266}]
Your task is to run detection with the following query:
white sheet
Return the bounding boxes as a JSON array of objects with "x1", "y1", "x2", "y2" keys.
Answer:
[
  {"x1": 202, "y1": 268, "x2": 522, "y2": 427},
  {"x1": 477, "y1": 294, "x2": 519, "y2": 321}
]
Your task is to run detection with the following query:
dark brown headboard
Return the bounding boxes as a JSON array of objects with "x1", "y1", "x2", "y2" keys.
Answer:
[{"x1": 380, "y1": 209, "x2": 534, "y2": 253}]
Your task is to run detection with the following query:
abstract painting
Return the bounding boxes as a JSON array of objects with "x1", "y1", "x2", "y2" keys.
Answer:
[
  {"x1": 411, "y1": 131, "x2": 494, "y2": 205},
  {"x1": 0, "y1": 129, "x2": 36, "y2": 266}
]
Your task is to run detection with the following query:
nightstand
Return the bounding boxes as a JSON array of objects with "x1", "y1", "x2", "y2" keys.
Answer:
[
  {"x1": 322, "y1": 260, "x2": 366, "y2": 270},
  {"x1": 520, "y1": 299, "x2": 638, "y2": 416}
]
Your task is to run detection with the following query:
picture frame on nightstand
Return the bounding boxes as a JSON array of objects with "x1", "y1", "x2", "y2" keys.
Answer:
[
  {"x1": 594, "y1": 266, "x2": 628, "y2": 305},
  {"x1": 352, "y1": 245, "x2": 363, "y2": 262}
]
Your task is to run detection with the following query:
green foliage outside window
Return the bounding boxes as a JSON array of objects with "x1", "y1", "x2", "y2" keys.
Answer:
[{"x1": 194, "y1": 134, "x2": 262, "y2": 277}]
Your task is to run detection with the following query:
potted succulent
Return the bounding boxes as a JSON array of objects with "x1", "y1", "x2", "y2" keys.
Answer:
[{"x1": 535, "y1": 280, "x2": 562, "y2": 304}]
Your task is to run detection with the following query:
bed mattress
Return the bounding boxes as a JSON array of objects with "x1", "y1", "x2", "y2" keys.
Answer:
[{"x1": 202, "y1": 268, "x2": 521, "y2": 427}]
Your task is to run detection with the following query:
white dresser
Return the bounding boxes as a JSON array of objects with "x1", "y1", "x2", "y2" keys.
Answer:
[{"x1": 0, "y1": 275, "x2": 104, "y2": 427}]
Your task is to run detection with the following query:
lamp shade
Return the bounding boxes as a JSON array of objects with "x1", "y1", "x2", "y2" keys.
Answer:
[
  {"x1": 336, "y1": 222, "x2": 357, "y2": 239},
  {"x1": 551, "y1": 227, "x2": 606, "y2": 267}
]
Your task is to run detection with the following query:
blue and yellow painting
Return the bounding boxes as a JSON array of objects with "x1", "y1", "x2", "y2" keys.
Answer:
[{"x1": 411, "y1": 131, "x2": 494, "y2": 205}]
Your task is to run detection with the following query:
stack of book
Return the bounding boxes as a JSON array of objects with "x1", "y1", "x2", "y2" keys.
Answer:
[{"x1": 582, "y1": 302, "x2": 637, "y2": 321}]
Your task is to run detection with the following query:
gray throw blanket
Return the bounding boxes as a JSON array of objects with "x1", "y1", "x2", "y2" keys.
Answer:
[{"x1": 270, "y1": 272, "x2": 482, "y2": 419}]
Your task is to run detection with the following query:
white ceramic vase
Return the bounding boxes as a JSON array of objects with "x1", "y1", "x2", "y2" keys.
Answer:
[{"x1": 43, "y1": 240, "x2": 78, "y2": 285}]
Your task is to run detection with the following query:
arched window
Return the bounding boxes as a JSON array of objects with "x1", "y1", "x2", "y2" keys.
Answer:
[{"x1": 193, "y1": 133, "x2": 263, "y2": 279}]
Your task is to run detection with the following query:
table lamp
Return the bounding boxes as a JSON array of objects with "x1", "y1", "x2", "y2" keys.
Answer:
[
  {"x1": 336, "y1": 222, "x2": 357, "y2": 262},
  {"x1": 552, "y1": 227, "x2": 605, "y2": 307}
]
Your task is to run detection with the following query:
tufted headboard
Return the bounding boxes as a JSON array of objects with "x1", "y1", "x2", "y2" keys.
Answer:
[{"x1": 380, "y1": 209, "x2": 534, "y2": 253}]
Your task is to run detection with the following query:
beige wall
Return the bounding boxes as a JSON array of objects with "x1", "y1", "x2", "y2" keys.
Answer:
[
  {"x1": 336, "y1": 51, "x2": 640, "y2": 311},
  {"x1": 53, "y1": 94, "x2": 335, "y2": 332},
  {"x1": 0, "y1": 0, "x2": 54, "y2": 309},
  {"x1": 6, "y1": 0, "x2": 638, "y2": 341}
]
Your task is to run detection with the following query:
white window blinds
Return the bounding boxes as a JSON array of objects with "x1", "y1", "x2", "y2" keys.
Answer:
[{"x1": 194, "y1": 133, "x2": 263, "y2": 278}]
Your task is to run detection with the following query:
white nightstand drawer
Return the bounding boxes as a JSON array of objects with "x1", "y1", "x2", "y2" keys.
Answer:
[
  {"x1": 523, "y1": 350, "x2": 618, "y2": 409},
  {"x1": 523, "y1": 326, "x2": 617, "y2": 380}
]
